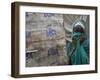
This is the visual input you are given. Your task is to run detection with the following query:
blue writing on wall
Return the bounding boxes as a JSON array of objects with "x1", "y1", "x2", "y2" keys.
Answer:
[
  {"x1": 46, "y1": 28, "x2": 56, "y2": 37},
  {"x1": 44, "y1": 13, "x2": 55, "y2": 17}
]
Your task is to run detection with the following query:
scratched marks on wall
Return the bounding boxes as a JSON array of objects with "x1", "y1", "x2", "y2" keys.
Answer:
[{"x1": 25, "y1": 12, "x2": 68, "y2": 67}]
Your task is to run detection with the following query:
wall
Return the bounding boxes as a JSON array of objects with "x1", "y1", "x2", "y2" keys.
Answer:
[{"x1": 0, "y1": 0, "x2": 99, "y2": 80}]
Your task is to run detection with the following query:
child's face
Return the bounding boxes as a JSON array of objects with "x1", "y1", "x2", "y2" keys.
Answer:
[
  {"x1": 72, "y1": 25, "x2": 85, "y2": 46},
  {"x1": 73, "y1": 25, "x2": 84, "y2": 33}
]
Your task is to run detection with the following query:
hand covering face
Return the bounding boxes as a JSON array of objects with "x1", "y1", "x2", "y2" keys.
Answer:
[{"x1": 67, "y1": 20, "x2": 89, "y2": 65}]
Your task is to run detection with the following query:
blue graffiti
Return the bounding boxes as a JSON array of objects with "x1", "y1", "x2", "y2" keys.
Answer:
[
  {"x1": 44, "y1": 13, "x2": 55, "y2": 17},
  {"x1": 47, "y1": 28, "x2": 56, "y2": 37},
  {"x1": 48, "y1": 48, "x2": 59, "y2": 56}
]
